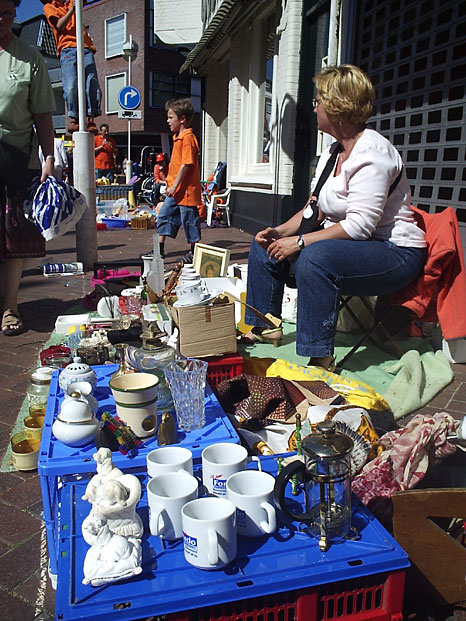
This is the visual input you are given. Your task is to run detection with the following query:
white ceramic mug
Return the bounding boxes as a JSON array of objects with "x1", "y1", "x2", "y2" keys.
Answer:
[
  {"x1": 226, "y1": 470, "x2": 277, "y2": 537},
  {"x1": 146, "y1": 446, "x2": 193, "y2": 478},
  {"x1": 202, "y1": 443, "x2": 262, "y2": 497},
  {"x1": 175, "y1": 281, "x2": 209, "y2": 305},
  {"x1": 148, "y1": 472, "x2": 198, "y2": 540},
  {"x1": 182, "y1": 497, "x2": 237, "y2": 569}
]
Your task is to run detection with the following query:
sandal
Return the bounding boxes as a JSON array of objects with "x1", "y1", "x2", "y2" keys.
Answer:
[
  {"x1": 239, "y1": 327, "x2": 283, "y2": 348},
  {"x1": 307, "y1": 355, "x2": 336, "y2": 372},
  {"x1": 1, "y1": 309, "x2": 25, "y2": 336}
]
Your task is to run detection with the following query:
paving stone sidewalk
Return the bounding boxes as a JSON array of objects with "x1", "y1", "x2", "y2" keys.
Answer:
[{"x1": 0, "y1": 225, "x2": 464, "y2": 620}]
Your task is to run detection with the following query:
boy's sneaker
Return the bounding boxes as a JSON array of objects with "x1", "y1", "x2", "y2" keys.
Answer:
[{"x1": 182, "y1": 251, "x2": 194, "y2": 264}]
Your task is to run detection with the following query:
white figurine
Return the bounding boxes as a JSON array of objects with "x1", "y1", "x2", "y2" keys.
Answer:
[
  {"x1": 81, "y1": 447, "x2": 144, "y2": 587},
  {"x1": 82, "y1": 516, "x2": 142, "y2": 587}
]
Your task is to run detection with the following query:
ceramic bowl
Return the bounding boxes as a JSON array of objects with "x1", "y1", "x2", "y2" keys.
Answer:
[
  {"x1": 52, "y1": 416, "x2": 99, "y2": 448},
  {"x1": 109, "y1": 372, "x2": 158, "y2": 405},
  {"x1": 11, "y1": 432, "x2": 41, "y2": 471}
]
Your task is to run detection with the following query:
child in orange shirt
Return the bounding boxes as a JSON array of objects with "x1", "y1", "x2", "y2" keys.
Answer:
[
  {"x1": 42, "y1": 0, "x2": 101, "y2": 133},
  {"x1": 156, "y1": 99, "x2": 202, "y2": 259}
]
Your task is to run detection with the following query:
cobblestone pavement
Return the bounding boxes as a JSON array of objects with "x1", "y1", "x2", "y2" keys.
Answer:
[{"x1": 0, "y1": 225, "x2": 464, "y2": 620}]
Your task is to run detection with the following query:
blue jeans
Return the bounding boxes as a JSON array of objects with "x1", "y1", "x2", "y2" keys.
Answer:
[
  {"x1": 156, "y1": 197, "x2": 201, "y2": 244},
  {"x1": 95, "y1": 169, "x2": 114, "y2": 182},
  {"x1": 60, "y1": 47, "x2": 102, "y2": 119},
  {"x1": 245, "y1": 238, "x2": 427, "y2": 358}
]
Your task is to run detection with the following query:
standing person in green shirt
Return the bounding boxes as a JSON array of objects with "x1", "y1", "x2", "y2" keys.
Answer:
[{"x1": 0, "y1": 0, "x2": 55, "y2": 335}]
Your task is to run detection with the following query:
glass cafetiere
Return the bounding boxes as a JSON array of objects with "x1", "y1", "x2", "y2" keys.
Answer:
[{"x1": 274, "y1": 421, "x2": 354, "y2": 551}]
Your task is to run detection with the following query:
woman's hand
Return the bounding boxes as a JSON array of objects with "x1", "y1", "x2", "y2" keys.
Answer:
[
  {"x1": 255, "y1": 227, "x2": 280, "y2": 249},
  {"x1": 267, "y1": 236, "x2": 300, "y2": 262},
  {"x1": 41, "y1": 157, "x2": 55, "y2": 183}
]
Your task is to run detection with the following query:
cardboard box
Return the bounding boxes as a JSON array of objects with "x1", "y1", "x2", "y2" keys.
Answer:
[{"x1": 168, "y1": 299, "x2": 237, "y2": 358}]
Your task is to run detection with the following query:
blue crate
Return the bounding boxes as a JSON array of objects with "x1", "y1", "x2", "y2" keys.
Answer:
[
  {"x1": 54, "y1": 457, "x2": 409, "y2": 621},
  {"x1": 39, "y1": 364, "x2": 239, "y2": 578}
]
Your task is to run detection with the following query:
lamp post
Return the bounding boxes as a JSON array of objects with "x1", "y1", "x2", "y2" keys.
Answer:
[
  {"x1": 122, "y1": 36, "x2": 139, "y2": 184},
  {"x1": 73, "y1": 0, "x2": 97, "y2": 270}
]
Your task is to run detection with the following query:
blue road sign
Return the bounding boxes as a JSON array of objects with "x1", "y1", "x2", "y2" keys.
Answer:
[{"x1": 118, "y1": 86, "x2": 141, "y2": 110}]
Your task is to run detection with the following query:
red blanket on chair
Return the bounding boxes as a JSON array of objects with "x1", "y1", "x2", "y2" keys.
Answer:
[{"x1": 390, "y1": 206, "x2": 466, "y2": 340}]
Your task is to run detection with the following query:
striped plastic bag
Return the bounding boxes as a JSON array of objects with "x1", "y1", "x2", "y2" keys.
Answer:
[{"x1": 28, "y1": 176, "x2": 87, "y2": 241}]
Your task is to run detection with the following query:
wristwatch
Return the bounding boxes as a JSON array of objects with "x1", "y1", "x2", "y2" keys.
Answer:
[{"x1": 297, "y1": 234, "x2": 305, "y2": 250}]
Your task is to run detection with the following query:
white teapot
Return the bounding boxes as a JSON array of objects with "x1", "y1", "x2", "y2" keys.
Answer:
[{"x1": 53, "y1": 392, "x2": 99, "y2": 448}]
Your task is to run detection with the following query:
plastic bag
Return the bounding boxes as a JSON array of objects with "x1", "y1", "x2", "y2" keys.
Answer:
[
  {"x1": 26, "y1": 176, "x2": 87, "y2": 241},
  {"x1": 281, "y1": 286, "x2": 298, "y2": 323}
]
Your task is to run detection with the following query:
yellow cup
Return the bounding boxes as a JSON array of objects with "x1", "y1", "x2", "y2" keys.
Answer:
[
  {"x1": 11, "y1": 432, "x2": 41, "y2": 471},
  {"x1": 23, "y1": 415, "x2": 45, "y2": 440}
]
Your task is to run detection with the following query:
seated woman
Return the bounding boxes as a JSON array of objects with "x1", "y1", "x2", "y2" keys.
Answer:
[{"x1": 242, "y1": 65, "x2": 427, "y2": 370}]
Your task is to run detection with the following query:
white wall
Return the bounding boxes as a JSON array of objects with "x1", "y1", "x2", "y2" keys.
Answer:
[{"x1": 154, "y1": 0, "x2": 202, "y2": 45}]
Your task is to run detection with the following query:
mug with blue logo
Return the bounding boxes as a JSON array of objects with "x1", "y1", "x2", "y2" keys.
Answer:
[
  {"x1": 201, "y1": 443, "x2": 262, "y2": 497},
  {"x1": 182, "y1": 497, "x2": 237, "y2": 569}
]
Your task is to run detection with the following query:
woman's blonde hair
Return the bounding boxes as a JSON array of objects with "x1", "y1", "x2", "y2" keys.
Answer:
[{"x1": 313, "y1": 65, "x2": 375, "y2": 125}]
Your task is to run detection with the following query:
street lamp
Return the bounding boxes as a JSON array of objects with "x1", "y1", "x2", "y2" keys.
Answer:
[{"x1": 122, "y1": 36, "x2": 139, "y2": 183}]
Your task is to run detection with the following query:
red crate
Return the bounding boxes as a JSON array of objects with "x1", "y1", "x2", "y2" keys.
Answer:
[
  {"x1": 205, "y1": 354, "x2": 243, "y2": 389},
  {"x1": 165, "y1": 570, "x2": 405, "y2": 621}
]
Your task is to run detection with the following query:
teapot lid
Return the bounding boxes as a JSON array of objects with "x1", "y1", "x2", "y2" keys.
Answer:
[
  {"x1": 58, "y1": 392, "x2": 94, "y2": 423},
  {"x1": 302, "y1": 421, "x2": 354, "y2": 459}
]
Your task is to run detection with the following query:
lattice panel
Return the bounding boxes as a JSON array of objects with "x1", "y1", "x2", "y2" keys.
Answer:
[{"x1": 354, "y1": 0, "x2": 466, "y2": 224}]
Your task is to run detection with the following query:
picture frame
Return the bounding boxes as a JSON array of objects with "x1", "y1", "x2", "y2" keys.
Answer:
[{"x1": 193, "y1": 243, "x2": 231, "y2": 278}]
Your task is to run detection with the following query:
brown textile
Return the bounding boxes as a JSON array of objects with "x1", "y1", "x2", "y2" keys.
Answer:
[
  {"x1": 0, "y1": 172, "x2": 45, "y2": 261},
  {"x1": 214, "y1": 374, "x2": 343, "y2": 430}
]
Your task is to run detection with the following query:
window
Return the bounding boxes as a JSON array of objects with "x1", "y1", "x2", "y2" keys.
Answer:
[
  {"x1": 149, "y1": 72, "x2": 190, "y2": 108},
  {"x1": 105, "y1": 73, "x2": 126, "y2": 114},
  {"x1": 105, "y1": 14, "x2": 126, "y2": 58}
]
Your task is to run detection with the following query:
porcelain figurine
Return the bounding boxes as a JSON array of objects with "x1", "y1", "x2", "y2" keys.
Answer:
[
  {"x1": 81, "y1": 448, "x2": 144, "y2": 587},
  {"x1": 82, "y1": 516, "x2": 142, "y2": 587},
  {"x1": 58, "y1": 357, "x2": 98, "y2": 393}
]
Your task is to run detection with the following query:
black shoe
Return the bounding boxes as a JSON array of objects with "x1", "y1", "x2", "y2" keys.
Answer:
[{"x1": 182, "y1": 250, "x2": 194, "y2": 264}]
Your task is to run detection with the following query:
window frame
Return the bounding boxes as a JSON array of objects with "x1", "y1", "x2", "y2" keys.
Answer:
[
  {"x1": 148, "y1": 71, "x2": 191, "y2": 109},
  {"x1": 105, "y1": 72, "x2": 127, "y2": 114},
  {"x1": 104, "y1": 13, "x2": 127, "y2": 59}
]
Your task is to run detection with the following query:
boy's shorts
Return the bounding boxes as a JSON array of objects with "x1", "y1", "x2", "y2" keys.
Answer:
[{"x1": 156, "y1": 197, "x2": 201, "y2": 244}]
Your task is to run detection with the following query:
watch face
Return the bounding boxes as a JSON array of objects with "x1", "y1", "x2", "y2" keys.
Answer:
[{"x1": 298, "y1": 237, "x2": 305, "y2": 249}]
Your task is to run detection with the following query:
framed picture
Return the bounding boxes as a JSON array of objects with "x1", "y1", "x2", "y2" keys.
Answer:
[{"x1": 193, "y1": 243, "x2": 231, "y2": 278}]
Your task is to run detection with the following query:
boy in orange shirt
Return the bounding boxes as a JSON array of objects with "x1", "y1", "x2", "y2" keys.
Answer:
[
  {"x1": 42, "y1": 0, "x2": 101, "y2": 133},
  {"x1": 156, "y1": 99, "x2": 202, "y2": 259}
]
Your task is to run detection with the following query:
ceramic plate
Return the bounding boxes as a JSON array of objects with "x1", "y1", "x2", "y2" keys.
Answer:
[{"x1": 173, "y1": 289, "x2": 223, "y2": 308}]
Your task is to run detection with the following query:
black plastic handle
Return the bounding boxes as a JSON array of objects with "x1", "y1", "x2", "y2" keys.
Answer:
[{"x1": 274, "y1": 459, "x2": 312, "y2": 523}]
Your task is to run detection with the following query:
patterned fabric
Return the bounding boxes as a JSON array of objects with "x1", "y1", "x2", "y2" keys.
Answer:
[
  {"x1": 26, "y1": 176, "x2": 87, "y2": 241},
  {"x1": 0, "y1": 172, "x2": 45, "y2": 261},
  {"x1": 353, "y1": 412, "x2": 458, "y2": 518},
  {"x1": 214, "y1": 374, "x2": 342, "y2": 430}
]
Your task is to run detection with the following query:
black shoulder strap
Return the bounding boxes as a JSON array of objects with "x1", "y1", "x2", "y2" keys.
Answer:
[
  {"x1": 312, "y1": 143, "x2": 342, "y2": 198},
  {"x1": 388, "y1": 167, "x2": 403, "y2": 197}
]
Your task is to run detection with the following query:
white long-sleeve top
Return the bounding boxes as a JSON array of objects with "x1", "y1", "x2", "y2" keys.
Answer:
[{"x1": 313, "y1": 128, "x2": 426, "y2": 247}]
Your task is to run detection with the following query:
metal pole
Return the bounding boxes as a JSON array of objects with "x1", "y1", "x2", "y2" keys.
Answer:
[
  {"x1": 74, "y1": 0, "x2": 86, "y2": 132},
  {"x1": 125, "y1": 35, "x2": 133, "y2": 184},
  {"x1": 73, "y1": 0, "x2": 97, "y2": 270}
]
